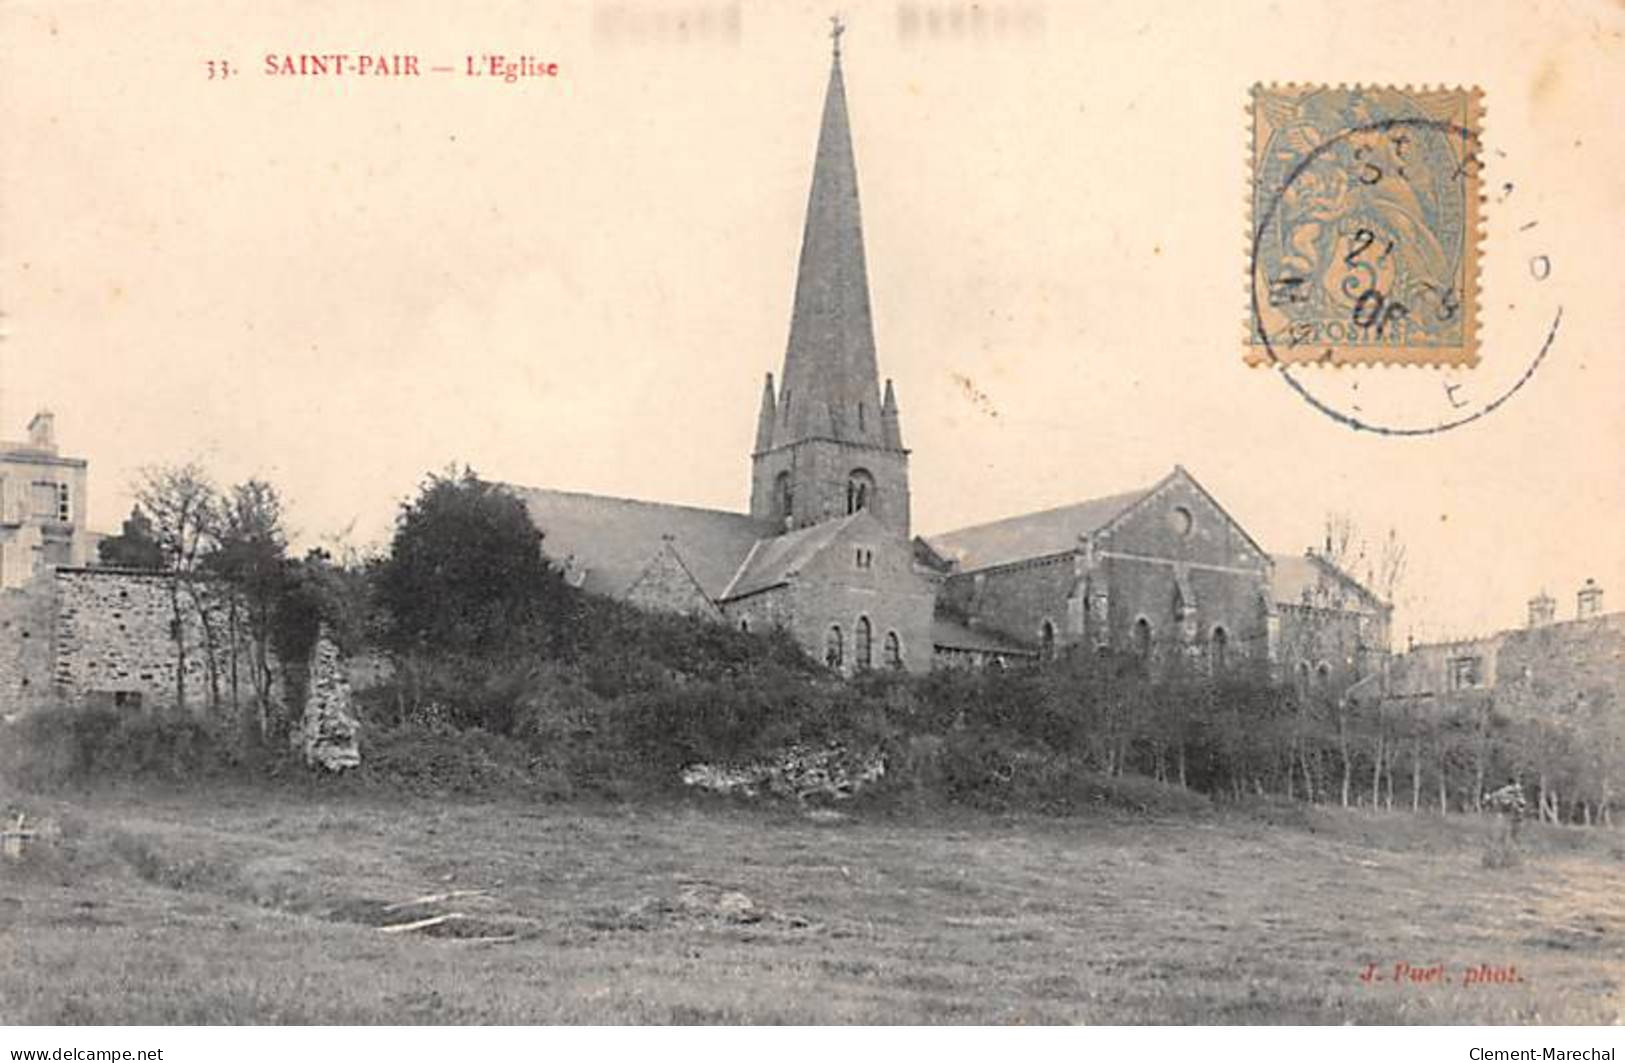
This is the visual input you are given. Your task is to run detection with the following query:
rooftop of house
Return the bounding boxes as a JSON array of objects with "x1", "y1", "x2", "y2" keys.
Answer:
[{"x1": 1270, "y1": 551, "x2": 1387, "y2": 612}]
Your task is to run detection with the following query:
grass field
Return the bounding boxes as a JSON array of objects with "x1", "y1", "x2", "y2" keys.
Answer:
[{"x1": 2, "y1": 785, "x2": 1623, "y2": 1024}]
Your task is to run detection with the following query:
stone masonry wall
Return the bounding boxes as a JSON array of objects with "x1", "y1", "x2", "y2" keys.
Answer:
[
  {"x1": 625, "y1": 542, "x2": 721, "y2": 618},
  {"x1": 1481, "y1": 613, "x2": 1625, "y2": 714},
  {"x1": 301, "y1": 635, "x2": 360, "y2": 770},
  {"x1": 52, "y1": 568, "x2": 244, "y2": 713},
  {"x1": 787, "y1": 531, "x2": 936, "y2": 675},
  {"x1": 721, "y1": 584, "x2": 797, "y2": 638},
  {"x1": 1097, "y1": 553, "x2": 1272, "y2": 676},
  {"x1": 25, "y1": 567, "x2": 361, "y2": 768},
  {"x1": 939, "y1": 556, "x2": 1073, "y2": 651},
  {"x1": 0, "y1": 572, "x2": 58, "y2": 716}
]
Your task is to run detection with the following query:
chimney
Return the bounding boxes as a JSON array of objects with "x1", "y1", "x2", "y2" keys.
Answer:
[
  {"x1": 1578, "y1": 578, "x2": 1604, "y2": 620},
  {"x1": 1528, "y1": 590, "x2": 1556, "y2": 628},
  {"x1": 26, "y1": 410, "x2": 55, "y2": 452}
]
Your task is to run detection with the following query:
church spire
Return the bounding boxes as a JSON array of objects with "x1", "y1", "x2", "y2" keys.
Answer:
[
  {"x1": 771, "y1": 24, "x2": 889, "y2": 452},
  {"x1": 748, "y1": 26, "x2": 912, "y2": 540}
]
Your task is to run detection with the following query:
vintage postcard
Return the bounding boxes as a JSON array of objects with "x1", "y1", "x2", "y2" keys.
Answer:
[{"x1": 0, "y1": 0, "x2": 1622, "y2": 1042}]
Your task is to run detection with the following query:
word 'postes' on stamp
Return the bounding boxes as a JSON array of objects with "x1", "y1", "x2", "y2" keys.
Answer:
[{"x1": 1248, "y1": 84, "x2": 1484, "y2": 369}]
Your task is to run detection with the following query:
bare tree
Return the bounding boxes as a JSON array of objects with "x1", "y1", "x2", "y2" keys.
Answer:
[
  {"x1": 134, "y1": 463, "x2": 221, "y2": 712},
  {"x1": 1372, "y1": 526, "x2": 1408, "y2": 607}
]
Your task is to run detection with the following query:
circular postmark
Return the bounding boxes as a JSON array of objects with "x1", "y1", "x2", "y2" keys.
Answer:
[{"x1": 1249, "y1": 95, "x2": 1561, "y2": 436}]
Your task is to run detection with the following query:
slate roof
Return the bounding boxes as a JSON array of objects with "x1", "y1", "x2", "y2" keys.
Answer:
[
  {"x1": 931, "y1": 616, "x2": 1039, "y2": 656},
  {"x1": 511, "y1": 487, "x2": 763, "y2": 601},
  {"x1": 719, "y1": 511, "x2": 865, "y2": 601},
  {"x1": 1271, "y1": 552, "x2": 1387, "y2": 610},
  {"x1": 923, "y1": 487, "x2": 1151, "y2": 573}
]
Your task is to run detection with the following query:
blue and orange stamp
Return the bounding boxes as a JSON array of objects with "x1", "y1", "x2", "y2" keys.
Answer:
[{"x1": 1248, "y1": 85, "x2": 1483, "y2": 367}]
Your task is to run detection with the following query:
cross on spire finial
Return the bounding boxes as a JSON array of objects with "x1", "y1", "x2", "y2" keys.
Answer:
[{"x1": 829, "y1": 14, "x2": 845, "y2": 59}]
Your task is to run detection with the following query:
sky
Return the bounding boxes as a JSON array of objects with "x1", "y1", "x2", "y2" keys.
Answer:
[{"x1": 2, "y1": 0, "x2": 1622, "y2": 644}]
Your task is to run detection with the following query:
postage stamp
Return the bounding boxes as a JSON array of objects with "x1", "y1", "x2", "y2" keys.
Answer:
[{"x1": 1247, "y1": 84, "x2": 1484, "y2": 368}]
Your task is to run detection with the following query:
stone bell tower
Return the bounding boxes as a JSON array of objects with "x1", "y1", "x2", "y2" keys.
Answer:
[{"x1": 748, "y1": 26, "x2": 910, "y2": 539}]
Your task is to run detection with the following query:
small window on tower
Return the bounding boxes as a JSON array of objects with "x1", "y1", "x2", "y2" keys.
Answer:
[
  {"x1": 775, "y1": 471, "x2": 793, "y2": 523},
  {"x1": 57, "y1": 484, "x2": 70, "y2": 523},
  {"x1": 858, "y1": 402, "x2": 866, "y2": 431},
  {"x1": 846, "y1": 469, "x2": 875, "y2": 515}
]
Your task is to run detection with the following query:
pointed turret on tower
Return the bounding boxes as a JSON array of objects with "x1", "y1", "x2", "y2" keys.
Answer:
[
  {"x1": 880, "y1": 377, "x2": 903, "y2": 450},
  {"x1": 749, "y1": 25, "x2": 911, "y2": 538},
  {"x1": 753, "y1": 373, "x2": 778, "y2": 455}
]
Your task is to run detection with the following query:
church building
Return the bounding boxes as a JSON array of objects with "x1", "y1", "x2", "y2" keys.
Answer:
[{"x1": 513, "y1": 35, "x2": 1386, "y2": 682}]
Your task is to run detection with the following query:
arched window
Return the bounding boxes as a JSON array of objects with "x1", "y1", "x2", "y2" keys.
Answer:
[
  {"x1": 1211, "y1": 625, "x2": 1229, "y2": 671},
  {"x1": 775, "y1": 471, "x2": 793, "y2": 522},
  {"x1": 846, "y1": 468, "x2": 875, "y2": 515},
  {"x1": 1296, "y1": 661, "x2": 1310, "y2": 689},
  {"x1": 825, "y1": 625, "x2": 844, "y2": 670},
  {"x1": 1133, "y1": 617, "x2": 1152, "y2": 658},
  {"x1": 856, "y1": 616, "x2": 873, "y2": 670},
  {"x1": 884, "y1": 631, "x2": 903, "y2": 669},
  {"x1": 739, "y1": 618, "x2": 750, "y2": 634},
  {"x1": 1315, "y1": 661, "x2": 1331, "y2": 688},
  {"x1": 1040, "y1": 619, "x2": 1057, "y2": 660}
]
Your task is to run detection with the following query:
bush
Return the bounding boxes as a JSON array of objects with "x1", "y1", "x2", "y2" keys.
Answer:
[
  {"x1": 1, "y1": 707, "x2": 237, "y2": 790},
  {"x1": 880, "y1": 724, "x2": 1212, "y2": 817},
  {"x1": 359, "y1": 722, "x2": 569, "y2": 798}
]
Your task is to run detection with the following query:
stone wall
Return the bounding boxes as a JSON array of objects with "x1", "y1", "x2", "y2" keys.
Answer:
[
  {"x1": 301, "y1": 635, "x2": 360, "y2": 770},
  {"x1": 751, "y1": 437, "x2": 912, "y2": 539},
  {"x1": 1495, "y1": 613, "x2": 1625, "y2": 714},
  {"x1": 784, "y1": 529, "x2": 936, "y2": 675},
  {"x1": 720, "y1": 524, "x2": 936, "y2": 675},
  {"x1": 1393, "y1": 613, "x2": 1625, "y2": 716},
  {"x1": 1096, "y1": 552, "x2": 1273, "y2": 677},
  {"x1": 0, "y1": 568, "x2": 360, "y2": 767},
  {"x1": 625, "y1": 541, "x2": 721, "y2": 618},
  {"x1": 939, "y1": 474, "x2": 1275, "y2": 677},
  {"x1": 52, "y1": 567, "x2": 249, "y2": 714},
  {"x1": 1390, "y1": 633, "x2": 1508, "y2": 700},
  {"x1": 0, "y1": 572, "x2": 57, "y2": 717},
  {"x1": 937, "y1": 555, "x2": 1073, "y2": 651},
  {"x1": 721, "y1": 584, "x2": 797, "y2": 638}
]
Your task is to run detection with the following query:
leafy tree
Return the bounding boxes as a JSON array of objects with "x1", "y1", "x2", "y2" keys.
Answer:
[
  {"x1": 378, "y1": 467, "x2": 570, "y2": 659},
  {"x1": 97, "y1": 506, "x2": 165, "y2": 569},
  {"x1": 207, "y1": 480, "x2": 290, "y2": 731}
]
